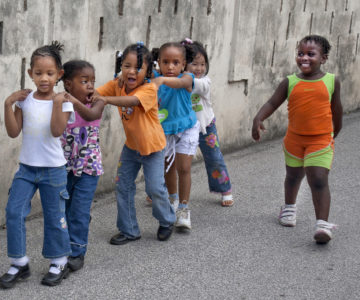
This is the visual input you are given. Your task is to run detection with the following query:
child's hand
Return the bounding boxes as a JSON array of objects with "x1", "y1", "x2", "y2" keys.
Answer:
[
  {"x1": 5, "y1": 89, "x2": 32, "y2": 105},
  {"x1": 252, "y1": 118, "x2": 266, "y2": 141},
  {"x1": 53, "y1": 91, "x2": 72, "y2": 103},
  {"x1": 90, "y1": 95, "x2": 107, "y2": 105},
  {"x1": 117, "y1": 75, "x2": 124, "y2": 89}
]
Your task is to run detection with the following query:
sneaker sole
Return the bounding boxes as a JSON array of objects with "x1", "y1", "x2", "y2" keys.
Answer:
[
  {"x1": 314, "y1": 230, "x2": 331, "y2": 244},
  {"x1": 175, "y1": 223, "x2": 191, "y2": 230},
  {"x1": 279, "y1": 219, "x2": 296, "y2": 227}
]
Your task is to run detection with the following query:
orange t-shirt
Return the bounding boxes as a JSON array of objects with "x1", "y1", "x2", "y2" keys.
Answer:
[
  {"x1": 287, "y1": 73, "x2": 334, "y2": 135},
  {"x1": 97, "y1": 79, "x2": 166, "y2": 155}
]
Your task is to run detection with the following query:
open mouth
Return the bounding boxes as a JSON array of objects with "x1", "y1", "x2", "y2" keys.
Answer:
[
  {"x1": 128, "y1": 78, "x2": 136, "y2": 83},
  {"x1": 86, "y1": 92, "x2": 94, "y2": 102}
]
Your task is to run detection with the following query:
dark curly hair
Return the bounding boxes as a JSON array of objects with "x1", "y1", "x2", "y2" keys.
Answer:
[
  {"x1": 30, "y1": 41, "x2": 64, "y2": 69},
  {"x1": 299, "y1": 35, "x2": 331, "y2": 56}
]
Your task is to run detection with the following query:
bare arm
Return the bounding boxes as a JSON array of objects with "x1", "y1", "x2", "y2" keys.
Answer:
[
  {"x1": 68, "y1": 93, "x2": 104, "y2": 121},
  {"x1": 151, "y1": 73, "x2": 193, "y2": 92},
  {"x1": 252, "y1": 78, "x2": 288, "y2": 141},
  {"x1": 51, "y1": 92, "x2": 71, "y2": 137},
  {"x1": 100, "y1": 95, "x2": 140, "y2": 107},
  {"x1": 4, "y1": 89, "x2": 31, "y2": 138},
  {"x1": 331, "y1": 77, "x2": 343, "y2": 138}
]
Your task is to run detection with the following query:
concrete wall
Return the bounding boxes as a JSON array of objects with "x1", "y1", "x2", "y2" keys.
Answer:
[{"x1": 0, "y1": 0, "x2": 359, "y2": 224}]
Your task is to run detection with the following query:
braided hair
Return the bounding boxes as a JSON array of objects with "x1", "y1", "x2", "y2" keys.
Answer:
[{"x1": 30, "y1": 41, "x2": 64, "y2": 69}]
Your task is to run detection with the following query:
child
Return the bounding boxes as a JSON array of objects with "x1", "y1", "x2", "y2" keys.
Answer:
[
  {"x1": 96, "y1": 43, "x2": 176, "y2": 244},
  {"x1": 60, "y1": 60, "x2": 105, "y2": 271},
  {"x1": 252, "y1": 35, "x2": 342, "y2": 244},
  {"x1": 183, "y1": 39, "x2": 234, "y2": 207},
  {"x1": 151, "y1": 42, "x2": 200, "y2": 230},
  {"x1": 1, "y1": 42, "x2": 74, "y2": 288}
]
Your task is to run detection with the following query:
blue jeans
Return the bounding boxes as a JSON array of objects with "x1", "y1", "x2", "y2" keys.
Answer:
[
  {"x1": 66, "y1": 172, "x2": 99, "y2": 257},
  {"x1": 116, "y1": 145, "x2": 176, "y2": 238},
  {"x1": 6, "y1": 164, "x2": 71, "y2": 258},
  {"x1": 199, "y1": 120, "x2": 232, "y2": 194}
]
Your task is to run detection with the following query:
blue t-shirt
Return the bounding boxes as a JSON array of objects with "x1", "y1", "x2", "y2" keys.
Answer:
[{"x1": 154, "y1": 70, "x2": 197, "y2": 135}]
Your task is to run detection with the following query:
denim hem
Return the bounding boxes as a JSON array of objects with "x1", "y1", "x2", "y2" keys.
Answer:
[{"x1": 43, "y1": 251, "x2": 72, "y2": 259}]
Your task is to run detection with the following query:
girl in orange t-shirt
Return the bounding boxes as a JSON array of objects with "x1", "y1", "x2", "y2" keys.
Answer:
[
  {"x1": 252, "y1": 35, "x2": 343, "y2": 244},
  {"x1": 96, "y1": 43, "x2": 176, "y2": 244}
]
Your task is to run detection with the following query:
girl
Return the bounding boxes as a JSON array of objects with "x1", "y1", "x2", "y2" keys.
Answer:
[
  {"x1": 151, "y1": 42, "x2": 200, "y2": 230},
  {"x1": 96, "y1": 43, "x2": 176, "y2": 244},
  {"x1": 1, "y1": 42, "x2": 74, "y2": 288},
  {"x1": 183, "y1": 39, "x2": 234, "y2": 207},
  {"x1": 252, "y1": 35, "x2": 342, "y2": 244},
  {"x1": 60, "y1": 60, "x2": 105, "y2": 272}
]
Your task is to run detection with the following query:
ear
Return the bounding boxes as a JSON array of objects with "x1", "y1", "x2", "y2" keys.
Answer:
[
  {"x1": 321, "y1": 54, "x2": 328, "y2": 64},
  {"x1": 64, "y1": 79, "x2": 72, "y2": 91},
  {"x1": 27, "y1": 69, "x2": 33, "y2": 79},
  {"x1": 57, "y1": 69, "x2": 64, "y2": 81}
]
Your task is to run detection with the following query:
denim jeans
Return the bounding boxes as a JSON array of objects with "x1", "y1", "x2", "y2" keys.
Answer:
[
  {"x1": 199, "y1": 120, "x2": 232, "y2": 194},
  {"x1": 66, "y1": 172, "x2": 99, "y2": 257},
  {"x1": 116, "y1": 145, "x2": 176, "y2": 238},
  {"x1": 6, "y1": 163, "x2": 71, "y2": 258}
]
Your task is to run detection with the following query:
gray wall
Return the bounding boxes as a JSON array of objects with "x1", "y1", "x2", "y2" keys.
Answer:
[{"x1": 0, "y1": 0, "x2": 359, "y2": 224}]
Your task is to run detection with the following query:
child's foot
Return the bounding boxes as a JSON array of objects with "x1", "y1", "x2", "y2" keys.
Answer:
[
  {"x1": 157, "y1": 225, "x2": 174, "y2": 241},
  {"x1": 41, "y1": 264, "x2": 69, "y2": 286},
  {"x1": 68, "y1": 255, "x2": 85, "y2": 272},
  {"x1": 170, "y1": 197, "x2": 179, "y2": 211},
  {"x1": 278, "y1": 205, "x2": 297, "y2": 227},
  {"x1": 221, "y1": 194, "x2": 234, "y2": 207},
  {"x1": 314, "y1": 220, "x2": 337, "y2": 244},
  {"x1": 175, "y1": 207, "x2": 191, "y2": 229},
  {"x1": 0, "y1": 264, "x2": 30, "y2": 289}
]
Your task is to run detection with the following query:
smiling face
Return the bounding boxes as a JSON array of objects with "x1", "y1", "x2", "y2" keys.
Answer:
[
  {"x1": 296, "y1": 41, "x2": 326, "y2": 78},
  {"x1": 28, "y1": 56, "x2": 64, "y2": 99},
  {"x1": 64, "y1": 67, "x2": 95, "y2": 104},
  {"x1": 121, "y1": 52, "x2": 148, "y2": 93},
  {"x1": 158, "y1": 46, "x2": 186, "y2": 77},
  {"x1": 186, "y1": 53, "x2": 207, "y2": 78}
]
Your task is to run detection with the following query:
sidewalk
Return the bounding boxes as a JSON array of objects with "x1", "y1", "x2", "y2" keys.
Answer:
[{"x1": 1, "y1": 111, "x2": 359, "y2": 300}]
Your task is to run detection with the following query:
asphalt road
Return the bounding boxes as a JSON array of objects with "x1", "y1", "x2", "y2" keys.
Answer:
[{"x1": 1, "y1": 111, "x2": 359, "y2": 300}]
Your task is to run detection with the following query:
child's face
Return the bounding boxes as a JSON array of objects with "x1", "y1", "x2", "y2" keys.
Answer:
[
  {"x1": 28, "y1": 56, "x2": 63, "y2": 97},
  {"x1": 122, "y1": 52, "x2": 148, "y2": 93},
  {"x1": 64, "y1": 67, "x2": 95, "y2": 103},
  {"x1": 186, "y1": 53, "x2": 207, "y2": 78},
  {"x1": 158, "y1": 46, "x2": 185, "y2": 77},
  {"x1": 296, "y1": 41, "x2": 326, "y2": 76}
]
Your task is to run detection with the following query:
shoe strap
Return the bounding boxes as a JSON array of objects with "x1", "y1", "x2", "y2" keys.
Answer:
[
  {"x1": 10, "y1": 264, "x2": 26, "y2": 270},
  {"x1": 49, "y1": 263, "x2": 66, "y2": 271}
]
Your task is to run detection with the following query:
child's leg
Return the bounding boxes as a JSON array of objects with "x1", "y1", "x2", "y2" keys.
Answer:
[
  {"x1": 198, "y1": 121, "x2": 232, "y2": 205},
  {"x1": 164, "y1": 159, "x2": 177, "y2": 195},
  {"x1": 38, "y1": 166, "x2": 71, "y2": 259},
  {"x1": 284, "y1": 166, "x2": 305, "y2": 205},
  {"x1": 66, "y1": 172, "x2": 99, "y2": 258},
  {"x1": 175, "y1": 153, "x2": 193, "y2": 203},
  {"x1": 6, "y1": 164, "x2": 37, "y2": 258},
  {"x1": 114, "y1": 146, "x2": 142, "y2": 239},
  {"x1": 143, "y1": 150, "x2": 176, "y2": 227},
  {"x1": 305, "y1": 166, "x2": 330, "y2": 221}
]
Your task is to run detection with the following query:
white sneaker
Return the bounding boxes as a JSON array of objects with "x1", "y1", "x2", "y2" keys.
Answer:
[
  {"x1": 175, "y1": 207, "x2": 191, "y2": 229},
  {"x1": 314, "y1": 220, "x2": 337, "y2": 244},
  {"x1": 169, "y1": 197, "x2": 179, "y2": 212},
  {"x1": 278, "y1": 205, "x2": 296, "y2": 227}
]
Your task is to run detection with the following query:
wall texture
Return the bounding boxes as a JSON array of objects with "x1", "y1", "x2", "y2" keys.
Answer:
[{"x1": 0, "y1": 0, "x2": 359, "y2": 224}]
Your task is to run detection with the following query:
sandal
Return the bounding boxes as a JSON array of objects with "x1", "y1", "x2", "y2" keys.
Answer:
[{"x1": 221, "y1": 194, "x2": 234, "y2": 207}]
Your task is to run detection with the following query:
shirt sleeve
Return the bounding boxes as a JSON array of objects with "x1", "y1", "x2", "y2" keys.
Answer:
[
  {"x1": 62, "y1": 102, "x2": 75, "y2": 124},
  {"x1": 15, "y1": 101, "x2": 23, "y2": 109},
  {"x1": 97, "y1": 79, "x2": 118, "y2": 96},
  {"x1": 193, "y1": 76, "x2": 211, "y2": 96},
  {"x1": 134, "y1": 83, "x2": 158, "y2": 113}
]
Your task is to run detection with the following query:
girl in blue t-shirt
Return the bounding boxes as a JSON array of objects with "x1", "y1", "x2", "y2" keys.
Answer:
[{"x1": 150, "y1": 42, "x2": 200, "y2": 231}]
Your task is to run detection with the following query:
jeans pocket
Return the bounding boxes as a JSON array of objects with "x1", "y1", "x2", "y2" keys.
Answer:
[
  {"x1": 49, "y1": 166, "x2": 67, "y2": 187},
  {"x1": 59, "y1": 189, "x2": 70, "y2": 213}
]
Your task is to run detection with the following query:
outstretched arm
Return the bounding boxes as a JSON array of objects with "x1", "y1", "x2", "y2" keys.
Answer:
[
  {"x1": 66, "y1": 93, "x2": 104, "y2": 121},
  {"x1": 151, "y1": 73, "x2": 193, "y2": 92},
  {"x1": 51, "y1": 92, "x2": 72, "y2": 137},
  {"x1": 96, "y1": 95, "x2": 140, "y2": 107},
  {"x1": 331, "y1": 77, "x2": 343, "y2": 138},
  {"x1": 4, "y1": 89, "x2": 32, "y2": 138},
  {"x1": 252, "y1": 78, "x2": 288, "y2": 141}
]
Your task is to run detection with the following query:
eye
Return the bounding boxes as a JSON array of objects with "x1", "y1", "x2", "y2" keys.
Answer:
[{"x1": 81, "y1": 80, "x2": 88, "y2": 84}]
